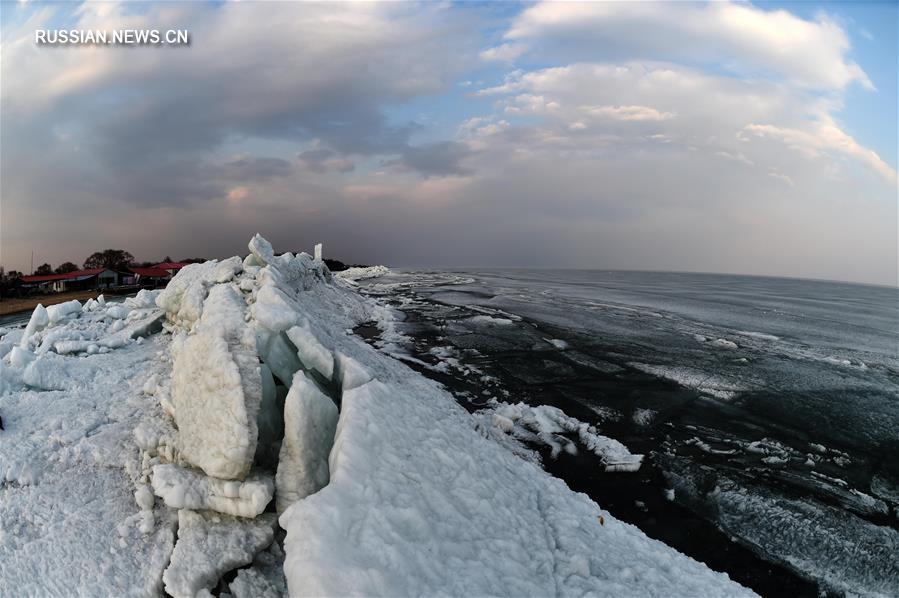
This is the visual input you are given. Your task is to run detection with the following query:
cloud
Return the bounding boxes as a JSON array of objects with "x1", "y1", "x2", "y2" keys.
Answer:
[
  {"x1": 479, "y1": 42, "x2": 526, "y2": 63},
  {"x1": 1, "y1": 1, "x2": 477, "y2": 207},
  {"x1": 581, "y1": 105, "x2": 674, "y2": 122},
  {"x1": 394, "y1": 141, "x2": 476, "y2": 178},
  {"x1": 1, "y1": 1, "x2": 895, "y2": 286},
  {"x1": 298, "y1": 149, "x2": 355, "y2": 174},
  {"x1": 743, "y1": 121, "x2": 897, "y2": 185},
  {"x1": 491, "y1": 1, "x2": 872, "y2": 90}
]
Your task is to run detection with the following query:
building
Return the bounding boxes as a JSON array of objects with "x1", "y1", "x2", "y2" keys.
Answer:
[
  {"x1": 128, "y1": 267, "x2": 172, "y2": 288},
  {"x1": 153, "y1": 262, "x2": 187, "y2": 276},
  {"x1": 19, "y1": 268, "x2": 119, "y2": 293}
]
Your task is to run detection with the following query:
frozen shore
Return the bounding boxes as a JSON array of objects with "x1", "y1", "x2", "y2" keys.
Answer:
[{"x1": 0, "y1": 235, "x2": 752, "y2": 597}]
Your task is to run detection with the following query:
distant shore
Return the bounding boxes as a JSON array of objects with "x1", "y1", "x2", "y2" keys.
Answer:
[{"x1": 0, "y1": 290, "x2": 103, "y2": 316}]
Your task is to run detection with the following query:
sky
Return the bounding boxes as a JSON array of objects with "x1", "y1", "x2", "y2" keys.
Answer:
[{"x1": 1, "y1": 1, "x2": 896, "y2": 286}]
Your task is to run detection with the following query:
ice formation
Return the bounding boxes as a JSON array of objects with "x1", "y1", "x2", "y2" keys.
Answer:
[
  {"x1": 151, "y1": 463, "x2": 274, "y2": 518},
  {"x1": 474, "y1": 400, "x2": 644, "y2": 472},
  {"x1": 0, "y1": 234, "x2": 753, "y2": 597},
  {"x1": 275, "y1": 371, "x2": 338, "y2": 512},
  {"x1": 162, "y1": 509, "x2": 277, "y2": 598}
]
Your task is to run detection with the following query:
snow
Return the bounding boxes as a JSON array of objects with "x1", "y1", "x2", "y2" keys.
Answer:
[
  {"x1": 544, "y1": 337, "x2": 570, "y2": 349},
  {"x1": 712, "y1": 338, "x2": 739, "y2": 350},
  {"x1": 474, "y1": 400, "x2": 644, "y2": 472},
  {"x1": 0, "y1": 332, "x2": 175, "y2": 596},
  {"x1": 281, "y1": 376, "x2": 748, "y2": 597},
  {"x1": 630, "y1": 362, "x2": 743, "y2": 400},
  {"x1": 335, "y1": 264, "x2": 390, "y2": 282},
  {"x1": 162, "y1": 509, "x2": 276, "y2": 598},
  {"x1": 469, "y1": 314, "x2": 515, "y2": 326},
  {"x1": 151, "y1": 463, "x2": 274, "y2": 517}
]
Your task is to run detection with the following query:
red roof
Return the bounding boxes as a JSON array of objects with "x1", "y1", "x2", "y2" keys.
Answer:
[
  {"x1": 20, "y1": 268, "x2": 110, "y2": 283},
  {"x1": 130, "y1": 267, "x2": 170, "y2": 278},
  {"x1": 153, "y1": 262, "x2": 187, "y2": 270}
]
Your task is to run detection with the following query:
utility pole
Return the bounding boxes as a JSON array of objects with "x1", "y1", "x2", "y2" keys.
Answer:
[{"x1": 31, "y1": 250, "x2": 34, "y2": 275}]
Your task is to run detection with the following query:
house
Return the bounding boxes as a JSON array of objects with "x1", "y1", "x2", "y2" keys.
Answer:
[
  {"x1": 128, "y1": 267, "x2": 172, "y2": 288},
  {"x1": 153, "y1": 262, "x2": 187, "y2": 276},
  {"x1": 19, "y1": 268, "x2": 119, "y2": 293}
]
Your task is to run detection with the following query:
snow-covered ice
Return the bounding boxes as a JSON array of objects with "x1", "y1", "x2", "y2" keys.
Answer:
[{"x1": 0, "y1": 234, "x2": 755, "y2": 597}]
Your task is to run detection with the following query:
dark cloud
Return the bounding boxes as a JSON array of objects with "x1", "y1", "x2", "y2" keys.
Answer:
[
  {"x1": 396, "y1": 141, "x2": 476, "y2": 177},
  {"x1": 297, "y1": 149, "x2": 355, "y2": 174}
]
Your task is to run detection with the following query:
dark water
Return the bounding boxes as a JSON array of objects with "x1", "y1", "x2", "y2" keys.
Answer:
[{"x1": 352, "y1": 270, "x2": 899, "y2": 597}]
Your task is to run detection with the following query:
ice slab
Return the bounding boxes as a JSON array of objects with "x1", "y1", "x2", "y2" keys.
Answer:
[
  {"x1": 286, "y1": 320, "x2": 334, "y2": 380},
  {"x1": 275, "y1": 371, "x2": 338, "y2": 512},
  {"x1": 162, "y1": 509, "x2": 276, "y2": 598},
  {"x1": 151, "y1": 463, "x2": 274, "y2": 518},
  {"x1": 170, "y1": 285, "x2": 261, "y2": 480}
]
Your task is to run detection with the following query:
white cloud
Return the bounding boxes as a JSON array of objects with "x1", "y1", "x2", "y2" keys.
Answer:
[
  {"x1": 744, "y1": 121, "x2": 897, "y2": 185},
  {"x1": 479, "y1": 42, "x2": 526, "y2": 63},
  {"x1": 581, "y1": 105, "x2": 674, "y2": 122},
  {"x1": 492, "y1": 1, "x2": 872, "y2": 91}
]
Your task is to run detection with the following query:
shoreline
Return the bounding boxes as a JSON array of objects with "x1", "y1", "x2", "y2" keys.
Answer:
[{"x1": 0, "y1": 290, "x2": 104, "y2": 317}]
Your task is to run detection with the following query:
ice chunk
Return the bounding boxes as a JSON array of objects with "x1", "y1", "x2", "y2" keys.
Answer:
[
  {"x1": 20, "y1": 304, "x2": 49, "y2": 349},
  {"x1": 248, "y1": 233, "x2": 275, "y2": 266},
  {"x1": 54, "y1": 340, "x2": 94, "y2": 355},
  {"x1": 134, "y1": 485, "x2": 155, "y2": 511},
  {"x1": 162, "y1": 509, "x2": 276, "y2": 598},
  {"x1": 334, "y1": 265, "x2": 390, "y2": 282},
  {"x1": 253, "y1": 285, "x2": 298, "y2": 333},
  {"x1": 22, "y1": 353, "x2": 91, "y2": 391},
  {"x1": 276, "y1": 371, "x2": 338, "y2": 512},
  {"x1": 105, "y1": 305, "x2": 131, "y2": 320},
  {"x1": 170, "y1": 330, "x2": 258, "y2": 479},
  {"x1": 155, "y1": 260, "x2": 221, "y2": 328},
  {"x1": 286, "y1": 320, "x2": 334, "y2": 380},
  {"x1": 170, "y1": 284, "x2": 262, "y2": 480},
  {"x1": 313, "y1": 243, "x2": 322, "y2": 261},
  {"x1": 8, "y1": 346, "x2": 36, "y2": 369},
  {"x1": 335, "y1": 351, "x2": 371, "y2": 391},
  {"x1": 46, "y1": 300, "x2": 82, "y2": 325},
  {"x1": 151, "y1": 463, "x2": 274, "y2": 518},
  {"x1": 476, "y1": 401, "x2": 643, "y2": 472},
  {"x1": 256, "y1": 329, "x2": 302, "y2": 386},
  {"x1": 214, "y1": 256, "x2": 243, "y2": 283},
  {"x1": 544, "y1": 338, "x2": 569, "y2": 350}
]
